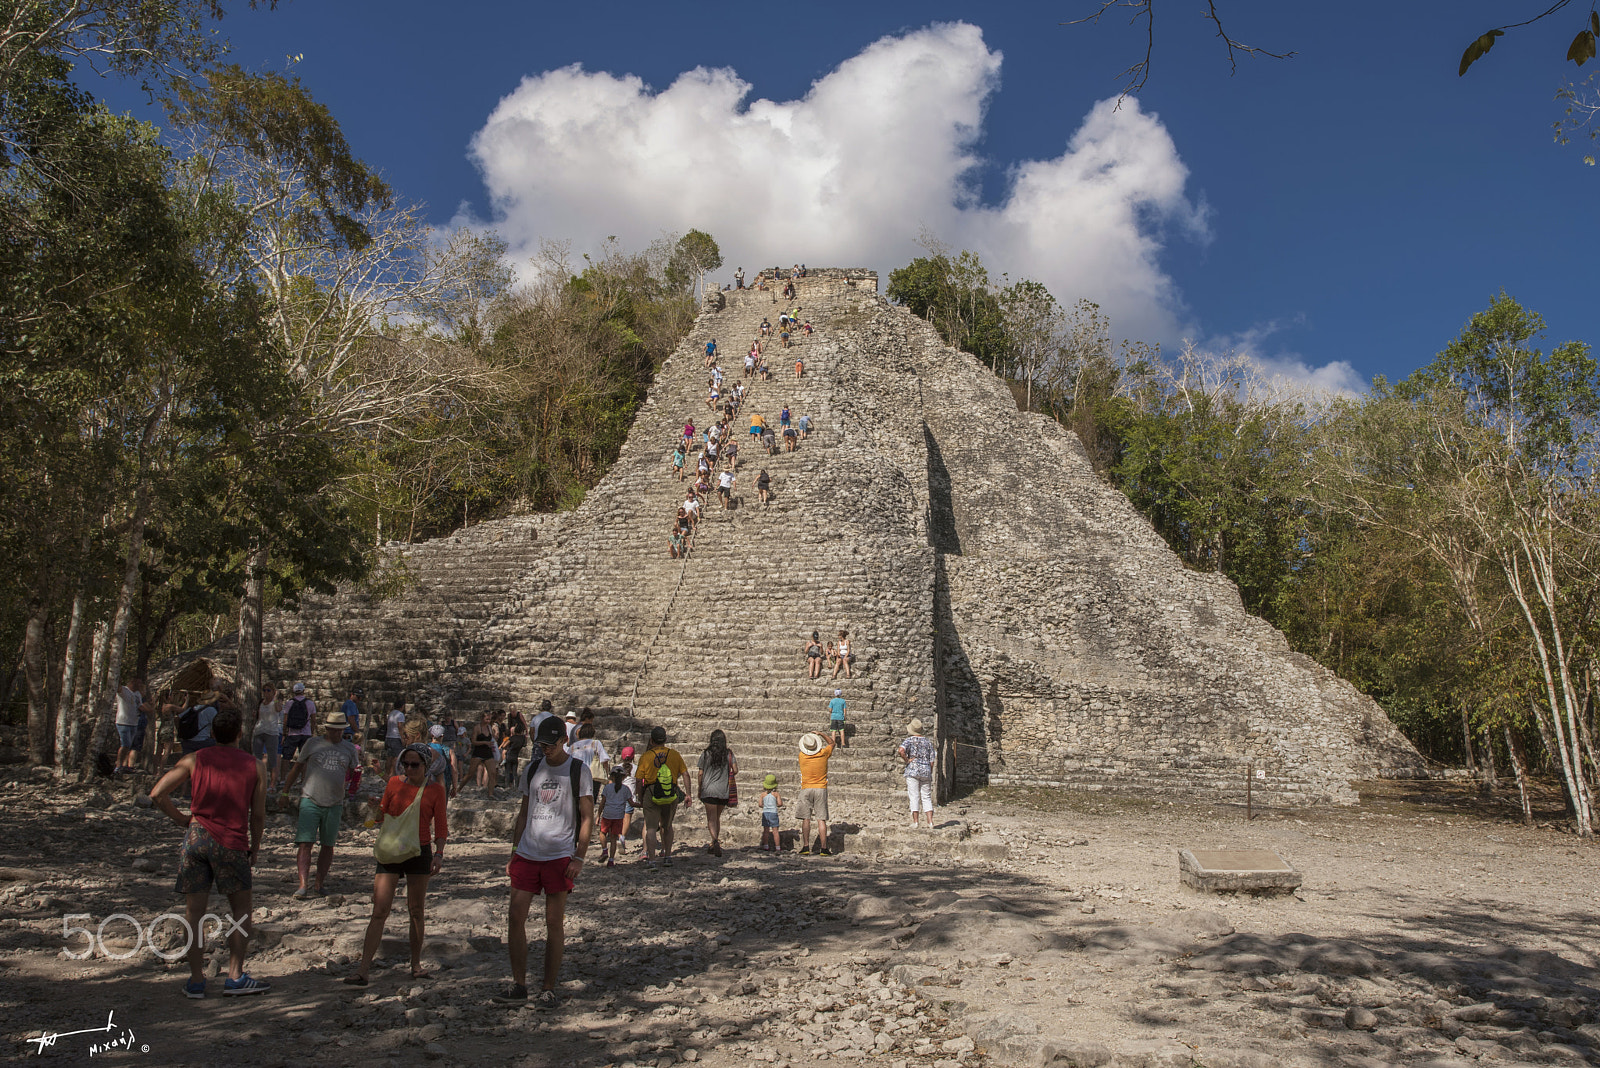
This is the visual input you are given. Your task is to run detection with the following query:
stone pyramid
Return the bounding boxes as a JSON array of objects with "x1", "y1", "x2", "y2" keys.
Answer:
[{"x1": 241, "y1": 269, "x2": 1423, "y2": 815}]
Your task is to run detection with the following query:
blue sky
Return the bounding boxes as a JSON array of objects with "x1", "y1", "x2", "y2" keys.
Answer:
[{"x1": 98, "y1": 1, "x2": 1599, "y2": 390}]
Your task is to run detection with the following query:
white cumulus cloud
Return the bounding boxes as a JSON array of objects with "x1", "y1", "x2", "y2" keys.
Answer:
[
  {"x1": 467, "y1": 22, "x2": 1206, "y2": 343},
  {"x1": 1205, "y1": 322, "x2": 1370, "y2": 398}
]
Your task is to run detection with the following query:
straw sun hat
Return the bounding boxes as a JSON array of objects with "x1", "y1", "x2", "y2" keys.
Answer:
[{"x1": 799, "y1": 733, "x2": 825, "y2": 756}]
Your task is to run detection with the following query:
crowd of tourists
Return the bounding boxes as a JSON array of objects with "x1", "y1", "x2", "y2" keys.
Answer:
[
  {"x1": 139, "y1": 673, "x2": 940, "y2": 1012},
  {"x1": 668, "y1": 277, "x2": 816, "y2": 557}
]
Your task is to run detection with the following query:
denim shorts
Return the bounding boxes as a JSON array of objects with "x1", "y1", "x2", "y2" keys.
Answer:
[
  {"x1": 116, "y1": 724, "x2": 137, "y2": 748},
  {"x1": 762, "y1": 812, "x2": 780, "y2": 829}
]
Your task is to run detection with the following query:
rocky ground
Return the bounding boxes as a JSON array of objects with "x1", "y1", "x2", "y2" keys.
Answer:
[{"x1": 2, "y1": 768, "x2": 1598, "y2": 1068}]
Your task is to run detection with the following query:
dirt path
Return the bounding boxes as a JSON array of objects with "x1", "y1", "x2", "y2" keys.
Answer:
[{"x1": 3, "y1": 769, "x2": 1597, "y2": 1068}]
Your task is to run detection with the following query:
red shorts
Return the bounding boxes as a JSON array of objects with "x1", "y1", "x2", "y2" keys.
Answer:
[
  {"x1": 508, "y1": 854, "x2": 574, "y2": 895},
  {"x1": 600, "y1": 817, "x2": 625, "y2": 837}
]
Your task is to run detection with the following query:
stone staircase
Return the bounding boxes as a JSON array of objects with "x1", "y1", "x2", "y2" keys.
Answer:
[
  {"x1": 225, "y1": 265, "x2": 1424, "y2": 831},
  {"x1": 466, "y1": 277, "x2": 933, "y2": 818}
]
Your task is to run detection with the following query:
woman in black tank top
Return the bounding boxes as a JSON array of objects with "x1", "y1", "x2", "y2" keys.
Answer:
[{"x1": 467, "y1": 711, "x2": 499, "y2": 798}]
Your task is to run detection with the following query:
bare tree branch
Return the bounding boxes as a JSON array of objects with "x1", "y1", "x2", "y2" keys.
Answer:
[{"x1": 1064, "y1": 0, "x2": 1296, "y2": 99}]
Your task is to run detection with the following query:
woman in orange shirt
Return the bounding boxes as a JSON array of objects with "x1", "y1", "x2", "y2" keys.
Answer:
[{"x1": 345, "y1": 743, "x2": 448, "y2": 985}]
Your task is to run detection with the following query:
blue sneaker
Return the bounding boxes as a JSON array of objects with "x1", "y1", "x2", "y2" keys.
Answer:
[
  {"x1": 183, "y1": 979, "x2": 206, "y2": 999},
  {"x1": 221, "y1": 974, "x2": 270, "y2": 996}
]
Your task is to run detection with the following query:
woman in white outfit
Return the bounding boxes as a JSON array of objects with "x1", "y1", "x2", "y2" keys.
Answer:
[
  {"x1": 897, "y1": 719, "x2": 937, "y2": 828},
  {"x1": 254, "y1": 684, "x2": 283, "y2": 788}
]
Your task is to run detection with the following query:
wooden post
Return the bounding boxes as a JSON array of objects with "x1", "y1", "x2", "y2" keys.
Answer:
[{"x1": 1246, "y1": 760, "x2": 1253, "y2": 821}]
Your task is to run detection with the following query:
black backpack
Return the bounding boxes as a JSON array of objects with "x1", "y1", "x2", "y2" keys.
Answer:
[
  {"x1": 177, "y1": 705, "x2": 212, "y2": 741},
  {"x1": 284, "y1": 697, "x2": 311, "y2": 732},
  {"x1": 521, "y1": 754, "x2": 586, "y2": 849}
]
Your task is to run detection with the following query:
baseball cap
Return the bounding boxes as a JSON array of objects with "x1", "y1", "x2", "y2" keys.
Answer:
[
  {"x1": 429, "y1": 724, "x2": 444, "y2": 738},
  {"x1": 650, "y1": 726, "x2": 667, "y2": 744},
  {"x1": 292, "y1": 682, "x2": 306, "y2": 693},
  {"x1": 619, "y1": 746, "x2": 635, "y2": 759},
  {"x1": 534, "y1": 717, "x2": 567, "y2": 745},
  {"x1": 834, "y1": 689, "x2": 842, "y2": 696}
]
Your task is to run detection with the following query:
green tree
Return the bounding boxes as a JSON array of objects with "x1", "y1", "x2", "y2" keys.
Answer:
[
  {"x1": 1311, "y1": 294, "x2": 1600, "y2": 832},
  {"x1": 887, "y1": 249, "x2": 1009, "y2": 371},
  {"x1": 166, "y1": 65, "x2": 503, "y2": 719},
  {"x1": 666, "y1": 228, "x2": 722, "y2": 300}
]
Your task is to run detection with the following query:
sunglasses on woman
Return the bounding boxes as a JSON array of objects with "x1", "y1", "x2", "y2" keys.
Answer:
[{"x1": 400, "y1": 760, "x2": 423, "y2": 769}]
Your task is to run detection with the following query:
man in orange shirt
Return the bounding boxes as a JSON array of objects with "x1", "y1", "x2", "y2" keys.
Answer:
[
  {"x1": 796, "y1": 733, "x2": 833, "y2": 856},
  {"x1": 634, "y1": 726, "x2": 690, "y2": 869}
]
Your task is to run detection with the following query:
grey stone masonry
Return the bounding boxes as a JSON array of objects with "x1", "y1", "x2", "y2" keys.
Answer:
[{"x1": 205, "y1": 267, "x2": 1423, "y2": 815}]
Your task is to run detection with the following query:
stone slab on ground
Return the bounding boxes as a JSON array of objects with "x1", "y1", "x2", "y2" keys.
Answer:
[{"x1": 1178, "y1": 847, "x2": 1302, "y2": 893}]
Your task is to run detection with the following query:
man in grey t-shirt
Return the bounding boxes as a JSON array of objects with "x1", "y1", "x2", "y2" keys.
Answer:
[{"x1": 282, "y1": 712, "x2": 359, "y2": 898}]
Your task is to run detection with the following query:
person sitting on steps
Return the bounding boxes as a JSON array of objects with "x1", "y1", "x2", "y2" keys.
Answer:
[
  {"x1": 804, "y1": 631, "x2": 824, "y2": 679},
  {"x1": 832, "y1": 630, "x2": 853, "y2": 679}
]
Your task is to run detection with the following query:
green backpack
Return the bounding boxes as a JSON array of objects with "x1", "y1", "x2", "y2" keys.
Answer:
[{"x1": 648, "y1": 752, "x2": 682, "y2": 807}]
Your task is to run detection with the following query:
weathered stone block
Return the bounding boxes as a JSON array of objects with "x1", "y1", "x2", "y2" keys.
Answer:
[{"x1": 1178, "y1": 848, "x2": 1303, "y2": 894}]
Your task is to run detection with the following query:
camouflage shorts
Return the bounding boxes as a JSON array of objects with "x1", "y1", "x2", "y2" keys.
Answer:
[{"x1": 175, "y1": 821, "x2": 252, "y2": 895}]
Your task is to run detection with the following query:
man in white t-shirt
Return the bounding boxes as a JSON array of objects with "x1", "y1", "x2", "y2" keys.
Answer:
[
  {"x1": 717, "y1": 469, "x2": 736, "y2": 509},
  {"x1": 496, "y1": 717, "x2": 592, "y2": 1009},
  {"x1": 115, "y1": 678, "x2": 149, "y2": 772}
]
